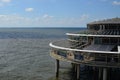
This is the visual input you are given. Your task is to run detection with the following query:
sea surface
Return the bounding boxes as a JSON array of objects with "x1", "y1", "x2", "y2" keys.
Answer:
[{"x1": 0, "y1": 28, "x2": 86, "y2": 80}]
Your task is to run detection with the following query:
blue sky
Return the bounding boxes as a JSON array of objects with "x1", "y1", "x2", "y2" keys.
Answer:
[{"x1": 0, "y1": 0, "x2": 120, "y2": 27}]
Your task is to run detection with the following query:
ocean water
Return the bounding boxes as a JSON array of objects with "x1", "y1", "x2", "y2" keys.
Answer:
[{"x1": 0, "y1": 28, "x2": 85, "y2": 80}]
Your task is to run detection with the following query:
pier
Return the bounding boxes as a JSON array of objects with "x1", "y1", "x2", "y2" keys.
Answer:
[{"x1": 49, "y1": 18, "x2": 120, "y2": 80}]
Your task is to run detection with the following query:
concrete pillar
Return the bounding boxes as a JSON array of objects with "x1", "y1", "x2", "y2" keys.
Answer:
[
  {"x1": 98, "y1": 67, "x2": 102, "y2": 80},
  {"x1": 93, "y1": 67, "x2": 97, "y2": 80},
  {"x1": 103, "y1": 68, "x2": 107, "y2": 80},
  {"x1": 103, "y1": 25, "x2": 105, "y2": 30},
  {"x1": 77, "y1": 64, "x2": 80, "y2": 80},
  {"x1": 55, "y1": 59, "x2": 59, "y2": 78},
  {"x1": 75, "y1": 64, "x2": 77, "y2": 73},
  {"x1": 71, "y1": 63, "x2": 74, "y2": 70},
  {"x1": 71, "y1": 63, "x2": 77, "y2": 79},
  {"x1": 118, "y1": 46, "x2": 120, "y2": 52},
  {"x1": 100, "y1": 25, "x2": 102, "y2": 31}
]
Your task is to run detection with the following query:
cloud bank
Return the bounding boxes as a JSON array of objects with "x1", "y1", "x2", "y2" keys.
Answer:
[
  {"x1": 0, "y1": 0, "x2": 11, "y2": 3},
  {"x1": 0, "y1": 14, "x2": 89, "y2": 27},
  {"x1": 0, "y1": 0, "x2": 11, "y2": 7},
  {"x1": 112, "y1": 1, "x2": 120, "y2": 5}
]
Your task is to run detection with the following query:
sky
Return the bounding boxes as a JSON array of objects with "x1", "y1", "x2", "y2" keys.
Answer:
[{"x1": 0, "y1": 0, "x2": 120, "y2": 27}]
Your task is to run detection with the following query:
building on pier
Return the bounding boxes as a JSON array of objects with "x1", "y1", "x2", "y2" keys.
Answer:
[{"x1": 49, "y1": 18, "x2": 120, "y2": 80}]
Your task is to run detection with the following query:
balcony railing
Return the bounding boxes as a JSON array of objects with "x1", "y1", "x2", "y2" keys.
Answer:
[
  {"x1": 49, "y1": 40, "x2": 120, "y2": 68},
  {"x1": 66, "y1": 30, "x2": 120, "y2": 37}
]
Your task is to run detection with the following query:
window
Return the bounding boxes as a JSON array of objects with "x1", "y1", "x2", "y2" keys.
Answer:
[{"x1": 102, "y1": 38, "x2": 109, "y2": 44}]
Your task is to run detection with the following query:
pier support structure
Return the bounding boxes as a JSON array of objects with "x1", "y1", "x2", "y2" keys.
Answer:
[
  {"x1": 76, "y1": 64, "x2": 80, "y2": 80},
  {"x1": 55, "y1": 59, "x2": 60, "y2": 78},
  {"x1": 98, "y1": 67, "x2": 102, "y2": 80},
  {"x1": 103, "y1": 68, "x2": 107, "y2": 80},
  {"x1": 71, "y1": 63, "x2": 80, "y2": 80}
]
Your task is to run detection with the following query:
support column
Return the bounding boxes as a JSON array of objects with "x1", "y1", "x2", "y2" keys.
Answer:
[
  {"x1": 74, "y1": 64, "x2": 77, "y2": 73},
  {"x1": 71, "y1": 63, "x2": 74, "y2": 70},
  {"x1": 93, "y1": 67, "x2": 97, "y2": 80},
  {"x1": 71, "y1": 63, "x2": 77, "y2": 79},
  {"x1": 55, "y1": 59, "x2": 60, "y2": 78},
  {"x1": 98, "y1": 67, "x2": 102, "y2": 80},
  {"x1": 76, "y1": 64, "x2": 80, "y2": 80},
  {"x1": 103, "y1": 68, "x2": 107, "y2": 80}
]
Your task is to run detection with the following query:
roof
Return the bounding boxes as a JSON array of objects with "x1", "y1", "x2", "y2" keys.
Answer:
[{"x1": 88, "y1": 18, "x2": 120, "y2": 25}]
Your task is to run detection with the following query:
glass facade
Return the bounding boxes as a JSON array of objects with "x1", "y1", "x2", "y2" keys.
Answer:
[{"x1": 94, "y1": 37, "x2": 120, "y2": 45}]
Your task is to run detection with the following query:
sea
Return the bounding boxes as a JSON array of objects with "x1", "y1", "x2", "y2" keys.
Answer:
[{"x1": 0, "y1": 28, "x2": 87, "y2": 80}]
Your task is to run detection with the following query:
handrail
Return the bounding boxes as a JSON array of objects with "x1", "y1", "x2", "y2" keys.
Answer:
[
  {"x1": 49, "y1": 41, "x2": 119, "y2": 54},
  {"x1": 66, "y1": 33, "x2": 120, "y2": 37}
]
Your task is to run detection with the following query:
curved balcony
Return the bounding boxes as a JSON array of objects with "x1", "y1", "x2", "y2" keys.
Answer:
[
  {"x1": 49, "y1": 40, "x2": 120, "y2": 68},
  {"x1": 66, "y1": 30, "x2": 120, "y2": 37}
]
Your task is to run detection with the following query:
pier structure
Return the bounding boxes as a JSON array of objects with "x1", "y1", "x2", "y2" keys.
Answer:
[{"x1": 49, "y1": 18, "x2": 120, "y2": 80}]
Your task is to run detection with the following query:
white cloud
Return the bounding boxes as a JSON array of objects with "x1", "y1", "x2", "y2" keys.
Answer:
[
  {"x1": 43, "y1": 14, "x2": 54, "y2": 19},
  {"x1": 0, "y1": 0, "x2": 11, "y2": 3},
  {"x1": 80, "y1": 14, "x2": 89, "y2": 21},
  {"x1": 0, "y1": 14, "x2": 89, "y2": 27},
  {"x1": 0, "y1": 14, "x2": 33, "y2": 27},
  {"x1": 25, "y1": 8, "x2": 34, "y2": 12},
  {"x1": 55, "y1": 14, "x2": 89, "y2": 27},
  {"x1": 0, "y1": 0, "x2": 11, "y2": 7},
  {"x1": 112, "y1": 1, "x2": 120, "y2": 5}
]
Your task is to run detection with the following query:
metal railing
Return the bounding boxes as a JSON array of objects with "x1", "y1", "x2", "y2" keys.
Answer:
[{"x1": 49, "y1": 40, "x2": 120, "y2": 68}]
